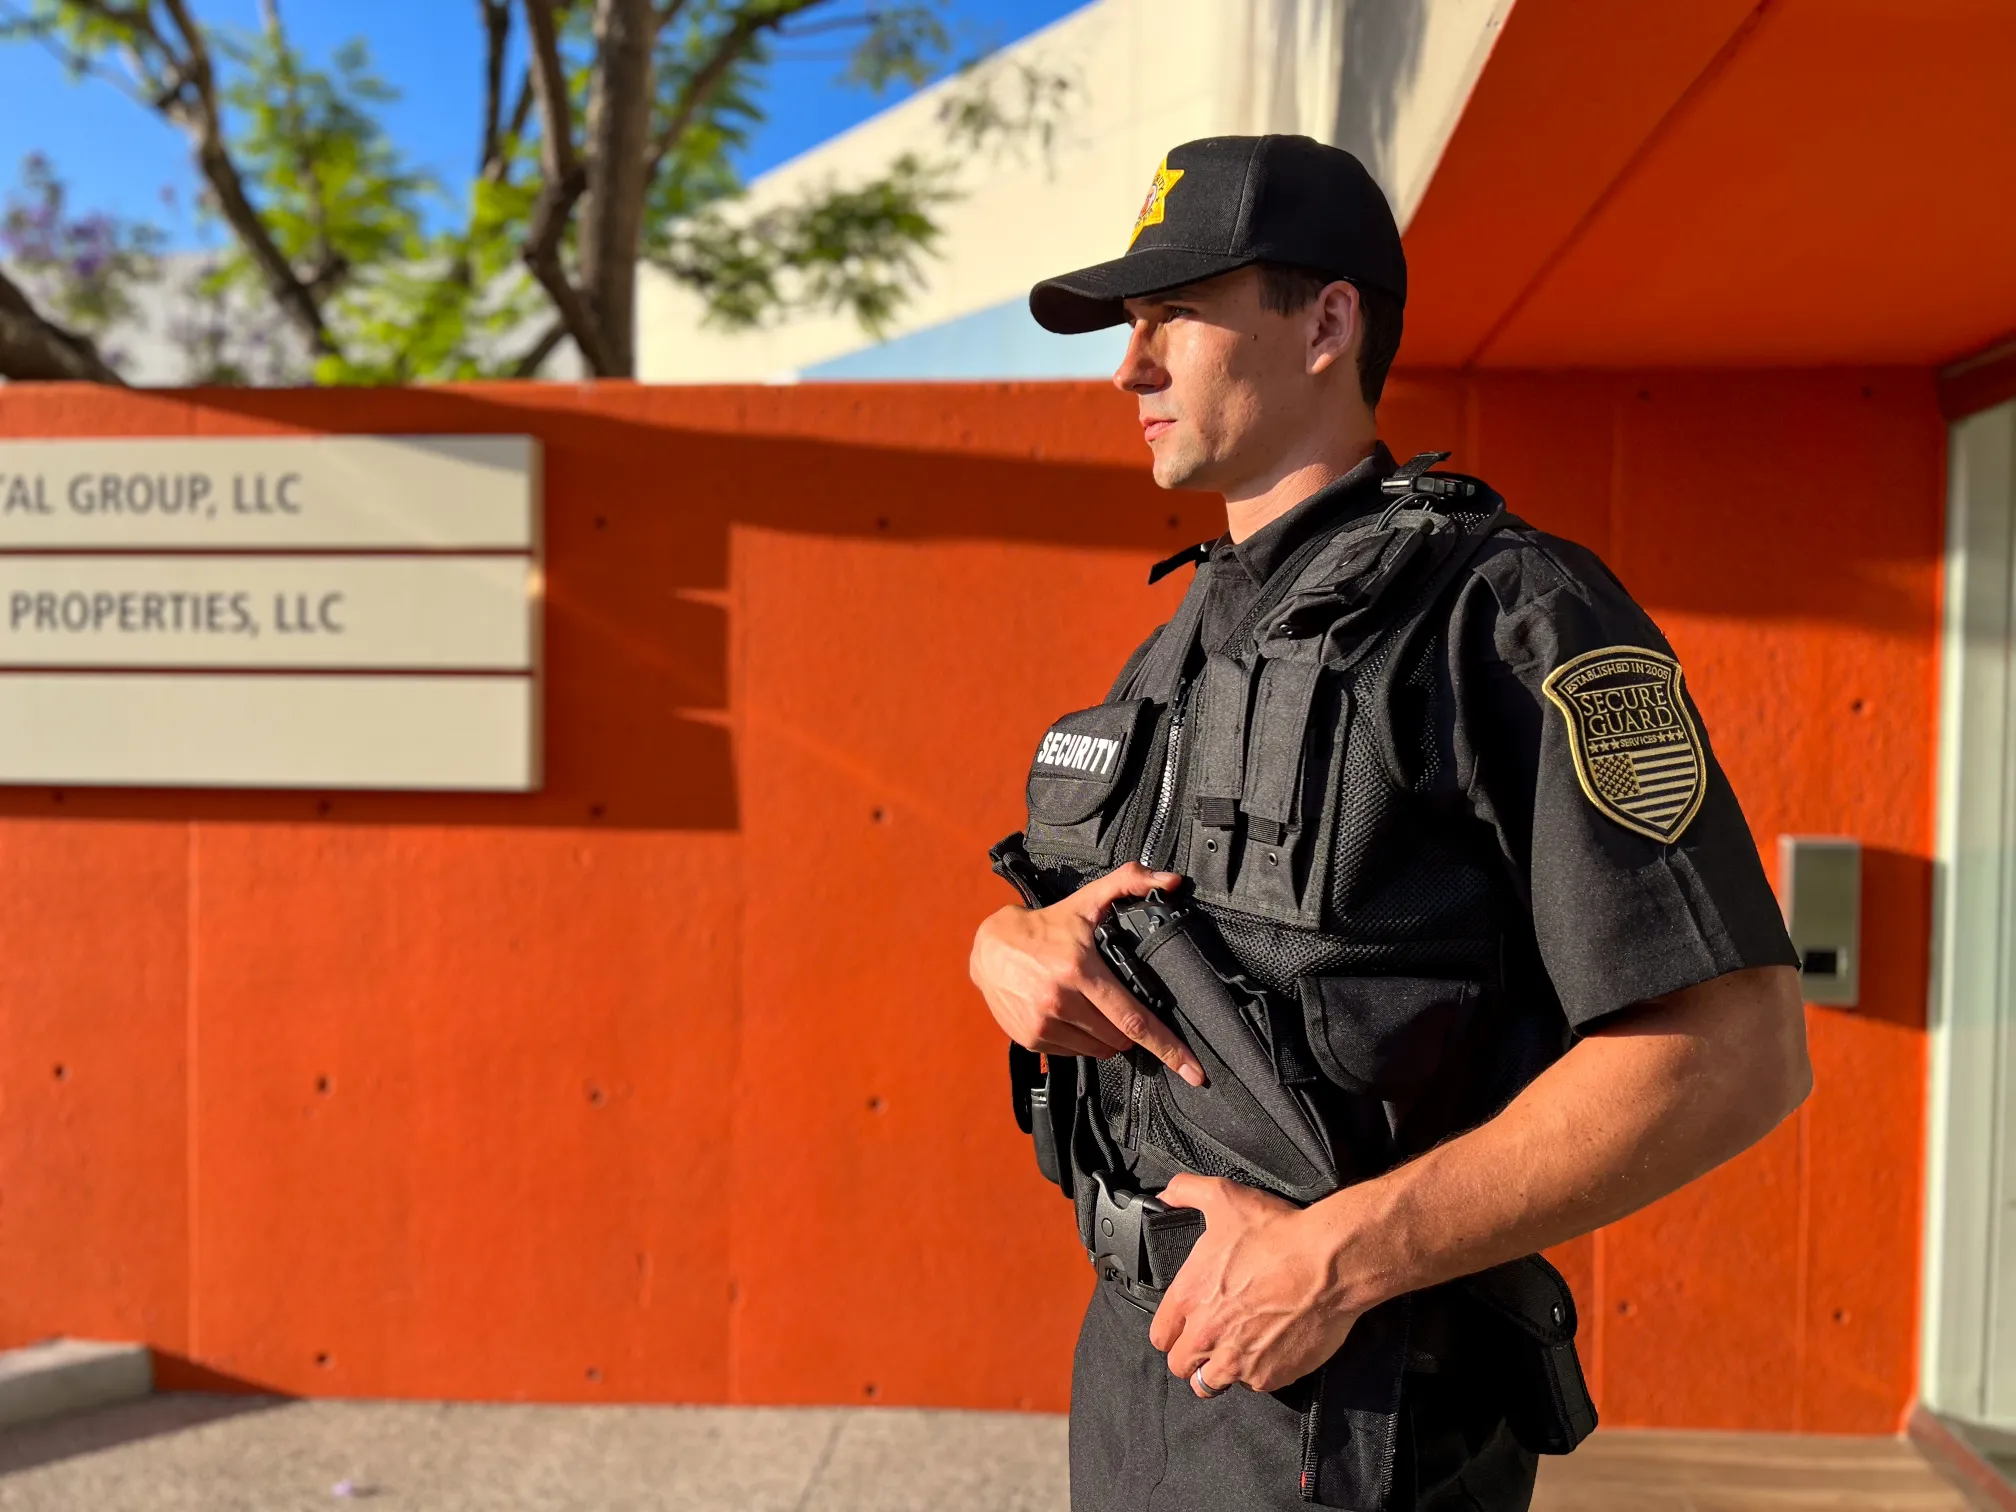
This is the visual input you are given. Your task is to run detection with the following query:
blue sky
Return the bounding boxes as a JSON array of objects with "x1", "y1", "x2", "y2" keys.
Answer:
[{"x1": 0, "y1": 0, "x2": 1088, "y2": 247}]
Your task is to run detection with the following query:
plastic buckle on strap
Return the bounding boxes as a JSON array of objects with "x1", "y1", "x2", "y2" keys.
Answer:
[
  {"x1": 1379, "y1": 450, "x2": 1453, "y2": 494},
  {"x1": 1088, "y1": 1172, "x2": 1169, "y2": 1289}
]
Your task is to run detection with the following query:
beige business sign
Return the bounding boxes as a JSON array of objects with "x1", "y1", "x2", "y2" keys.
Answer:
[{"x1": 0, "y1": 435, "x2": 541, "y2": 791}]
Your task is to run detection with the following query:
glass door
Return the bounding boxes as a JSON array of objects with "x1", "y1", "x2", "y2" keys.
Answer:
[{"x1": 1926, "y1": 398, "x2": 2016, "y2": 1424}]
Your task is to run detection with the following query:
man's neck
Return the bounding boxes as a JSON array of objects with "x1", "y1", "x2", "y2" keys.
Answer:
[{"x1": 1222, "y1": 433, "x2": 1381, "y2": 543}]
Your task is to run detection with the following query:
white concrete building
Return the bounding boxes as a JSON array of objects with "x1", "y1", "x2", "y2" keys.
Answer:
[{"x1": 638, "y1": 0, "x2": 1515, "y2": 384}]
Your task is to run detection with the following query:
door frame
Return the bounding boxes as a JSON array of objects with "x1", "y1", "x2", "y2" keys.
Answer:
[{"x1": 1925, "y1": 398, "x2": 2016, "y2": 1422}]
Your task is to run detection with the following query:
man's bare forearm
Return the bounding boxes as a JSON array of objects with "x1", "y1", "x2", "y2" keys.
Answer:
[{"x1": 1306, "y1": 965, "x2": 1811, "y2": 1312}]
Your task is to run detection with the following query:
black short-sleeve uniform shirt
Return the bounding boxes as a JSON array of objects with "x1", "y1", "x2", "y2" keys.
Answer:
[
  {"x1": 1447, "y1": 530, "x2": 1797, "y2": 1026},
  {"x1": 1185, "y1": 450, "x2": 1793, "y2": 1044}
]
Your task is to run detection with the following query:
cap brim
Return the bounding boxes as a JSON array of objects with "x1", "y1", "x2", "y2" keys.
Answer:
[{"x1": 1029, "y1": 247, "x2": 1257, "y2": 334}]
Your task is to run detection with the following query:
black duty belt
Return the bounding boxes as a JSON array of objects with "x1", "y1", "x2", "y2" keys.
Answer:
[{"x1": 1084, "y1": 1172, "x2": 1204, "y2": 1312}]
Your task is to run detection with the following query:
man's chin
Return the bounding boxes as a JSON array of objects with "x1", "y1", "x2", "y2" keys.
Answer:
[{"x1": 1150, "y1": 450, "x2": 1209, "y2": 492}]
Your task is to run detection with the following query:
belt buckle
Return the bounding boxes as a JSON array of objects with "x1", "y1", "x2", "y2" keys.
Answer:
[{"x1": 1088, "y1": 1172, "x2": 1168, "y2": 1289}]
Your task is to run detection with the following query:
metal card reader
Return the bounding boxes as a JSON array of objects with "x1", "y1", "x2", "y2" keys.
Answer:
[{"x1": 1778, "y1": 835, "x2": 1861, "y2": 1008}]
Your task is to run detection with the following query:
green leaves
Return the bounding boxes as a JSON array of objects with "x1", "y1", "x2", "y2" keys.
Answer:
[
  {"x1": 0, "y1": 0, "x2": 1078, "y2": 384},
  {"x1": 841, "y1": 4, "x2": 950, "y2": 93},
  {"x1": 215, "y1": 25, "x2": 428, "y2": 298},
  {"x1": 657, "y1": 150, "x2": 953, "y2": 336},
  {"x1": 646, "y1": 21, "x2": 1076, "y2": 339}
]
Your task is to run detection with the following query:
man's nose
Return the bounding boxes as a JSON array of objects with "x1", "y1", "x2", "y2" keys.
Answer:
[{"x1": 1111, "y1": 322, "x2": 1166, "y2": 394}]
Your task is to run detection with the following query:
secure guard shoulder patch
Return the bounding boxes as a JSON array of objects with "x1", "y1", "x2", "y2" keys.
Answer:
[{"x1": 1541, "y1": 646, "x2": 1706, "y2": 844}]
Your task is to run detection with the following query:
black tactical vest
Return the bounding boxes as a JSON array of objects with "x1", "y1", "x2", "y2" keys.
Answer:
[{"x1": 989, "y1": 456, "x2": 1594, "y2": 1509}]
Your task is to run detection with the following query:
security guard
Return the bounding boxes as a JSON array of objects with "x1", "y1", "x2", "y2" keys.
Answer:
[{"x1": 968, "y1": 136, "x2": 1810, "y2": 1511}]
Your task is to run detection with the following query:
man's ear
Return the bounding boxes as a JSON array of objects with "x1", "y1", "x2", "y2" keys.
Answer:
[{"x1": 1306, "y1": 280, "x2": 1362, "y2": 378}]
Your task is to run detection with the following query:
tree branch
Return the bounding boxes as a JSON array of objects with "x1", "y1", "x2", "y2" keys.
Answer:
[
  {"x1": 0, "y1": 2, "x2": 157, "y2": 104},
  {"x1": 522, "y1": 167, "x2": 605, "y2": 371},
  {"x1": 259, "y1": 0, "x2": 341, "y2": 293},
  {"x1": 0, "y1": 266, "x2": 126, "y2": 384},
  {"x1": 522, "y1": 0, "x2": 578, "y2": 182},
  {"x1": 507, "y1": 63, "x2": 537, "y2": 142},
  {"x1": 478, "y1": 0, "x2": 512, "y2": 176},
  {"x1": 479, "y1": 67, "x2": 537, "y2": 187},
  {"x1": 507, "y1": 318, "x2": 567, "y2": 378},
  {"x1": 149, "y1": 0, "x2": 335, "y2": 355},
  {"x1": 517, "y1": 0, "x2": 609, "y2": 372},
  {"x1": 577, "y1": 0, "x2": 655, "y2": 374},
  {"x1": 642, "y1": 0, "x2": 830, "y2": 188}
]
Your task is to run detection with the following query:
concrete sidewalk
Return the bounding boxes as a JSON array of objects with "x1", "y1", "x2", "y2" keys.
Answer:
[
  {"x1": 0, "y1": 1397, "x2": 1068, "y2": 1511},
  {"x1": 0, "y1": 1395, "x2": 1979, "y2": 1511}
]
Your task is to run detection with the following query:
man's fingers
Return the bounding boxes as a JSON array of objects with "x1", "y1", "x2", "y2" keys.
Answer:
[
  {"x1": 1076, "y1": 960, "x2": 1206, "y2": 1087},
  {"x1": 1157, "y1": 1310, "x2": 1219, "y2": 1383},
  {"x1": 1156, "y1": 1172, "x2": 1224, "y2": 1213},
  {"x1": 1189, "y1": 1357, "x2": 1235, "y2": 1398},
  {"x1": 1051, "y1": 988, "x2": 1135, "y2": 1055},
  {"x1": 1036, "y1": 1022, "x2": 1127, "y2": 1059},
  {"x1": 1069, "y1": 862, "x2": 1183, "y2": 919}
]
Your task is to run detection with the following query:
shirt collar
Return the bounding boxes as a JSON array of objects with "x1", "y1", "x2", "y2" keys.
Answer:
[{"x1": 1214, "y1": 442, "x2": 1398, "y2": 584}]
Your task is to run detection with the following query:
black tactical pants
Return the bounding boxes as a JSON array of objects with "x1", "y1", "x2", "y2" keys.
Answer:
[{"x1": 1070, "y1": 1282, "x2": 1537, "y2": 1512}]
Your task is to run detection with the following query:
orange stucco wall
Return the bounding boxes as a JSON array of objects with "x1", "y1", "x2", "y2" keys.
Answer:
[{"x1": 0, "y1": 374, "x2": 1941, "y2": 1431}]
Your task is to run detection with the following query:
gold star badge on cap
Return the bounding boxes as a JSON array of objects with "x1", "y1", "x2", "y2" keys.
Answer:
[{"x1": 1129, "y1": 157, "x2": 1184, "y2": 248}]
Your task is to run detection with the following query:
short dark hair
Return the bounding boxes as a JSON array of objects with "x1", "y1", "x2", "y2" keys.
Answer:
[{"x1": 1255, "y1": 262, "x2": 1403, "y2": 408}]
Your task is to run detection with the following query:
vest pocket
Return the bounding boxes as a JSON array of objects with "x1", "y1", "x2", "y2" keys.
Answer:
[
  {"x1": 1023, "y1": 699, "x2": 1155, "y2": 866},
  {"x1": 1297, "y1": 976, "x2": 1484, "y2": 1099},
  {"x1": 1184, "y1": 647, "x2": 1344, "y2": 928}
]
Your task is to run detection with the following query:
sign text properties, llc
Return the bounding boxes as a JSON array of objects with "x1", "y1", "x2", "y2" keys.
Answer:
[{"x1": 1, "y1": 467, "x2": 346, "y2": 640}]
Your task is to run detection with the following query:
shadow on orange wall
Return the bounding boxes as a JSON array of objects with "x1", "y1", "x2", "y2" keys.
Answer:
[{"x1": 0, "y1": 372, "x2": 1942, "y2": 1434}]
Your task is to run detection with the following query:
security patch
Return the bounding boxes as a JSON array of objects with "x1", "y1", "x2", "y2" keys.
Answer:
[
  {"x1": 1129, "y1": 157, "x2": 1184, "y2": 248},
  {"x1": 1541, "y1": 647, "x2": 1706, "y2": 843},
  {"x1": 1034, "y1": 728, "x2": 1124, "y2": 779}
]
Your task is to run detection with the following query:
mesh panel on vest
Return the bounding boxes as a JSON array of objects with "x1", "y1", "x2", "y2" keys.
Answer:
[
  {"x1": 1097, "y1": 1054, "x2": 1133, "y2": 1144},
  {"x1": 1204, "y1": 532, "x2": 1507, "y2": 998},
  {"x1": 1142, "y1": 1083, "x2": 1268, "y2": 1187},
  {"x1": 1204, "y1": 909, "x2": 1500, "y2": 997}
]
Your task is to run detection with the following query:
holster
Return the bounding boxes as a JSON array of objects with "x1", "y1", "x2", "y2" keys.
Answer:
[{"x1": 1093, "y1": 890, "x2": 1340, "y2": 1203}]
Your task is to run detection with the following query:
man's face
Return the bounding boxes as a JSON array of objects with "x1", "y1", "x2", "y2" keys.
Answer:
[{"x1": 1112, "y1": 268, "x2": 1358, "y2": 494}]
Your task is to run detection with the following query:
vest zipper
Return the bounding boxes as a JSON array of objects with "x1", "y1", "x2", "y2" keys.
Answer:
[{"x1": 1138, "y1": 681, "x2": 1191, "y2": 869}]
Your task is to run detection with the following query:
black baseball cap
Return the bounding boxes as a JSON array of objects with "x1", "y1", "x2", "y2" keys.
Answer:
[{"x1": 1028, "y1": 135, "x2": 1406, "y2": 335}]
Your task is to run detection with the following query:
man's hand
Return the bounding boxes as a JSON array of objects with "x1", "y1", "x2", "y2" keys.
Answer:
[
  {"x1": 1149, "y1": 1174, "x2": 1365, "y2": 1396},
  {"x1": 969, "y1": 862, "x2": 1205, "y2": 1086}
]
